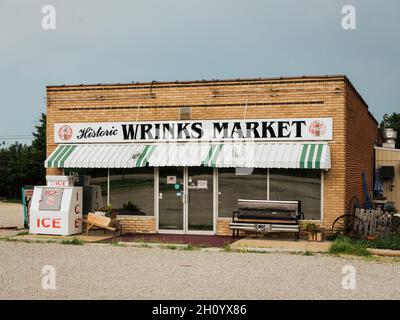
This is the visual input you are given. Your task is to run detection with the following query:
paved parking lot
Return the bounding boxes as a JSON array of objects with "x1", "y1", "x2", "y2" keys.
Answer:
[{"x1": 0, "y1": 241, "x2": 399, "y2": 299}]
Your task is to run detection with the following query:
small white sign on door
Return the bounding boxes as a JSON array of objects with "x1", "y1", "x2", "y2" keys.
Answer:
[
  {"x1": 167, "y1": 176, "x2": 176, "y2": 184},
  {"x1": 197, "y1": 180, "x2": 208, "y2": 189}
]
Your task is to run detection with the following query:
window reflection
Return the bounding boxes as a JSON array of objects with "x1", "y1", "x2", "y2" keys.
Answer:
[
  {"x1": 269, "y1": 169, "x2": 321, "y2": 220},
  {"x1": 109, "y1": 168, "x2": 154, "y2": 216},
  {"x1": 218, "y1": 168, "x2": 268, "y2": 218}
]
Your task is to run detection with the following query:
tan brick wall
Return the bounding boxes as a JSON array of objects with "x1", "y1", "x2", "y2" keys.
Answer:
[
  {"x1": 46, "y1": 76, "x2": 378, "y2": 231},
  {"x1": 119, "y1": 216, "x2": 155, "y2": 234},
  {"x1": 216, "y1": 218, "x2": 232, "y2": 236},
  {"x1": 344, "y1": 83, "x2": 380, "y2": 218}
]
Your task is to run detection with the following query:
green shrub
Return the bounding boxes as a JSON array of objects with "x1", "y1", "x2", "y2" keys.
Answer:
[
  {"x1": 363, "y1": 235, "x2": 400, "y2": 251},
  {"x1": 223, "y1": 244, "x2": 232, "y2": 252},
  {"x1": 16, "y1": 231, "x2": 29, "y2": 236},
  {"x1": 328, "y1": 237, "x2": 370, "y2": 256},
  {"x1": 164, "y1": 244, "x2": 177, "y2": 250},
  {"x1": 61, "y1": 237, "x2": 84, "y2": 245}
]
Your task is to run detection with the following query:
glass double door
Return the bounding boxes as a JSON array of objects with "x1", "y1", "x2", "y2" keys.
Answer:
[{"x1": 158, "y1": 167, "x2": 214, "y2": 234}]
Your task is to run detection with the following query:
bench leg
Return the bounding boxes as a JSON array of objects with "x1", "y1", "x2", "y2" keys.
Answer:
[
  {"x1": 87, "y1": 223, "x2": 92, "y2": 235},
  {"x1": 115, "y1": 226, "x2": 123, "y2": 238}
]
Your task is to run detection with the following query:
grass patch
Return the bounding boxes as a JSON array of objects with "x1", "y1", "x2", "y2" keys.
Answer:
[
  {"x1": 328, "y1": 237, "x2": 370, "y2": 256},
  {"x1": 61, "y1": 237, "x2": 84, "y2": 245},
  {"x1": 223, "y1": 244, "x2": 232, "y2": 252},
  {"x1": 109, "y1": 240, "x2": 126, "y2": 247},
  {"x1": 361, "y1": 235, "x2": 400, "y2": 251},
  {"x1": 303, "y1": 250, "x2": 314, "y2": 256},
  {"x1": 7, "y1": 238, "x2": 31, "y2": 243},
  {"x1": 110, "y1": 239, "x2": 125, "y2": 247},
  {"x1": 329, "y1": 234, "x2": 400, "y2": 256},
  {"x1": 183, "y1": 244, "x2": 200, "y2": 251},
  {"x1": 163, "y1": 244, "x2": 177, "y2": 250},
  {"x1": 16, "y1": 231, "x2": 29, "y2": 236},
  {"x1": 235, "y1": 248, "x2": 270, "y2": 254}
]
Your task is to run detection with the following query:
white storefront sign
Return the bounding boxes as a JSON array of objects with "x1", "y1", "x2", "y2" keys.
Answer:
[
  {"x1": 46, "y1": 175, "x2": 74, "y2": 187},
  {"x1": 55, "y1": 118, "x2": 333, "y2": 143}
]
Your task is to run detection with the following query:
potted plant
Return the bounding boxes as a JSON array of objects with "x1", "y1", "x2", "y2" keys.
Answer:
[
  {"x1": 98, "y1": 205, "x2": 118, "y2": 219},
  {"x1": 315, "y1": 229, "x2": 323, "y2": 242},
  {"x1": 384, "y1": 201, "x2": 398, "y2": 214},
  {"x1": 304, "y1": 222, "x2": 322, "y2": 241}
]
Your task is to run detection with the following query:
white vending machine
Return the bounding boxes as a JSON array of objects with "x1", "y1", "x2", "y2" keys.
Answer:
[{"x1": 29, "y1": 177, "x2": 83, "y2": 235}]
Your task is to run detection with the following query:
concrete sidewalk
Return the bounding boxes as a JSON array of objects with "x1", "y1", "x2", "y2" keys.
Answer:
[
  {"x1": 13, "y1": 229, "x2": 115, "y2": 243},
  {"x1": 0, "y1": 201, "x2": 24, "y2": 229},
  {"x1": 231, "y1": 237, "x2": 330, "y2": 253},
  {"x1": 230, "y1": 237, "x2": 400, "y2": 258}
]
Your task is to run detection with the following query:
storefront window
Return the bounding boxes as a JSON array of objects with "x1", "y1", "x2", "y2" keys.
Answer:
[
  {"x1": 64, "y1": 168, "x2": 108, "y2": 214},
  {"x1": 218, "y1": 168, "x2": 268, "y2": 217},
  {"x1": 64, "y1": 168, "x2": 154, "y2": 216},
  {"x1": 269, "y1": 169, "x2": 321, "y2": 220},
  {"x1": 109, "y1": 168, "x2": 154, "y2": 216}
]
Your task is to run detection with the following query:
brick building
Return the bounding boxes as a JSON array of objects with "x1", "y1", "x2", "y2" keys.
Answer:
[{"x1": 45, "y1": 75, "x2": 379, "y2": 235}]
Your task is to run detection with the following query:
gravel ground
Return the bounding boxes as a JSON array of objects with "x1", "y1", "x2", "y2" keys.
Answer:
[
  {"x1": 0, "y1": 241, "x2": 399, "y2": 299},
  {"x1": 0, "y1": 201, "x2": 24, "y2": 229}
]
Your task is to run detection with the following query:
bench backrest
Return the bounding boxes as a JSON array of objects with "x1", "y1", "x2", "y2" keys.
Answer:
[
  {"x1": 87, "y1": 212, "x2": 111, "y2": 227},
  {"x1": 237, "y1": 199, "x2": 300, "y2": 213}
]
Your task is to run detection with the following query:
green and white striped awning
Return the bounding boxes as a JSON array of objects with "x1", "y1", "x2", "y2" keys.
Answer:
[
  {"x1": 200, "y1": 143, "x2": 330, "y2": 169},
  {"x1": 45, "y1": 144, "x2": 156, "y2": 168},
  {"x1": 45, "y1": 143, "x2": 331, "y2": 169}
]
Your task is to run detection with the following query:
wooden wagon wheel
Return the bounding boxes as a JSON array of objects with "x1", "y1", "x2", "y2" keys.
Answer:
[{"x1": 331, "y1": 214, "x2": 366, "y2": 240}]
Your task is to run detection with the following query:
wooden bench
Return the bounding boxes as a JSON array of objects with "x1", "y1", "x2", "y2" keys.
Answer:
[
  {"x1": 229, "y1": 199, "x2": 303, "y2": 240},
  {"x1": 79, "y1": 213, "x2": 122, "y2": 237}
]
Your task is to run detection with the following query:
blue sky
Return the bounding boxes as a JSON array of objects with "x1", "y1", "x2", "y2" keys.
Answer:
[{"x1": 1, "y1": 0, "x2": 399, "y2": 144}]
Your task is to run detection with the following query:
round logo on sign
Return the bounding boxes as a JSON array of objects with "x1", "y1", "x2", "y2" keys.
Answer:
[
  {"x1": 308, "y1": 120, "x2": 326, "y2": 137},
  {"x1": 58, "y1": 125, "x2": 73, "y2": 141},
  {"x1": 46, "y1": 196, "x2": 55, "y2": 206}
]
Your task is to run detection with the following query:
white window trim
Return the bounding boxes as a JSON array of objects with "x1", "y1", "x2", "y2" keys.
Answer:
[
  {"x1": 213, "y1": 167, "x2": 218, "y2": 234},
  {"x1": 154, "y1": 167, "x2": 159, "y2": 232},
  {"x1": 107, "y1": 168, "x2": 110, "y2": 206},
  {"x1": 267, "y1": 168, "x2": 270, "y2": 200}
]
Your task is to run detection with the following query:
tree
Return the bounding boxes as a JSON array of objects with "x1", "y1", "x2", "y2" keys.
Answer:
[
  {"x1": 31, "y1": 113, "x2": 47, "y2": 185},
  {"x1": 0, "y1": 113, "x2": 46, "y2": 199},
  {"x1": 380, "y1": 112, "x2": 400, "y2": 149}
]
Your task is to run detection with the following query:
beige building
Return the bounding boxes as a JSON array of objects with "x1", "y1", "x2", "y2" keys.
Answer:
[
  {"x1": 375, "y1": 147, "x2": 400, "y2": 209},
  {"x1": 45, "y1": 75, "x2": 379, "y2": 235}
]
